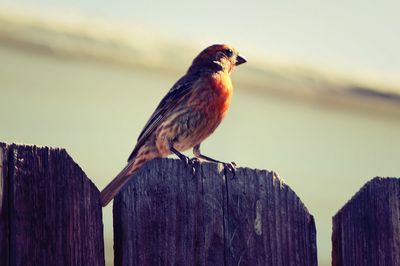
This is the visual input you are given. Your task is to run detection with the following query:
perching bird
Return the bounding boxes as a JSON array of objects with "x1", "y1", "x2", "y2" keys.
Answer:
[{"x1": 100, "y1": 44, "x2": 246, "y2": 206}]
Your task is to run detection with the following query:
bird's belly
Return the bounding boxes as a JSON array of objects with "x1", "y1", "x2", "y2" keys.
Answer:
[{"x1": 155, "y1": 106, "x2": 223, "y2": 156}]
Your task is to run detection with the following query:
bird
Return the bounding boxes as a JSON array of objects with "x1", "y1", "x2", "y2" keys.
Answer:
[{"x1": 100, "y1": 44, "x2": 246, "y2": 206}]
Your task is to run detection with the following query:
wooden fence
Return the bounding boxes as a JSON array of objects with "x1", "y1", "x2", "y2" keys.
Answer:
[
  {"x1": 0, "y1": 143, "x2": 104, "y2": 266},
  {"x1": 332, "y1": 177, "x2": 400, "y2": 266},
  {"x1": 113, "y1": 158, "x2": 316, "y2": 266},
  {"x1": 0, "y1": 142, "x2": 398, "y2": 265}
]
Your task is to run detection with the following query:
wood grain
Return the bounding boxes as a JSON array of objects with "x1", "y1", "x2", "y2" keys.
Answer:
[
  {"x1": 0, "y1": 143, "x2": 105, "y2": 266},
  {"x1": 332, "y1": 177, "x2": 400, "y2": 266},
  {"x1": 113, "y1": 158, "x2": 317, "y2": 266},
  {"x1": 0, "y1": 143, "x2": 9, "y2": 264}
]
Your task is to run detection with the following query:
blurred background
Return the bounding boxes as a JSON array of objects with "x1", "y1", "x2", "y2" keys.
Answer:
[{"x1": 0, "y1": 1, "x2": 399, "y2": 265}]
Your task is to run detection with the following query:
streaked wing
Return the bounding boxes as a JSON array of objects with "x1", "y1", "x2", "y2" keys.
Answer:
[{"x1": 127, "y1": 73, "x2": 199, "y2": 161}]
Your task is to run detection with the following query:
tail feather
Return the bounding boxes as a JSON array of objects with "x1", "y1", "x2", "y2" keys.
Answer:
[
  {"x1": 100, "y1": 159, "x2": 140, "y2": 207},
  {"x1": 101, "y1": 144, "x2": 160, "y2": 207}
]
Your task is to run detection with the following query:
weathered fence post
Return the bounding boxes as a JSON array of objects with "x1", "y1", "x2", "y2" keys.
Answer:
[
  {"x1": 113, "y1": 158, "x2": 317, "y2": 266},
  {"x1": 0, "y1": 143, "x2": 104, "y2": 266},
  {"x1": 332, "y1": 177, "x2": 400, "y2": 266}
]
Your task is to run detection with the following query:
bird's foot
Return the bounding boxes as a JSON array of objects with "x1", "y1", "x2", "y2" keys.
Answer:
[
  {"x1": 190, "y1": 157, "x2": 201, "y2": 165},
  {"x1": 189, "y1": 157, "x2": 201, "y2": 176},
  {"x1": 222, "y1": 161, "x2": 236, "y2": 179},
  {"x1": 178, "y1": 155, "x2": 200, "y2": 176}
]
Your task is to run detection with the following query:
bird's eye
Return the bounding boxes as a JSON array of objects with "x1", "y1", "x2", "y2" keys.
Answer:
[{"x1": 224, "y1": 48, "x2": 233, "y2": 57}]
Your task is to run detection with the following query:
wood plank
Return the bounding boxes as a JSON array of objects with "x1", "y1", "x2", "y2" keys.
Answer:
[
  {"x1": 0, "y1": 143, "x2": 105, "y2": 266},
  {"x1": 114, "y1": 158, "x2": 317, "y2": 266},
  {"x1": 332, "y1": 177, "x2": 400, "y2": 266},
  {"x1": 0, "y1": 143, "x2": 9, "y2": 265}
]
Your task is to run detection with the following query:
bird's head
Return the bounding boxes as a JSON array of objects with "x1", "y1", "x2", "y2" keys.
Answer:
[{"x1": 188, "y1": 44, "x2": 246, "y2": 74}]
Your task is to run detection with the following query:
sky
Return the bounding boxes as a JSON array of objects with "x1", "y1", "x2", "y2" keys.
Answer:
[{"x1": 1, "y1": 0, "x2": 400, "y2": 86}]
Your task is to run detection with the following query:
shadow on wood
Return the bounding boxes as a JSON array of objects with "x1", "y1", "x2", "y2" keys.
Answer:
[
  {"x1": 113, "y1": 158, "x2": 317, "y2": 266},
  {"x1": 332, "y1": 177, "x2": 400, "y2": 266},
  {"x1": 0, "y1": 143, "x2": 104, "y2": 266}
]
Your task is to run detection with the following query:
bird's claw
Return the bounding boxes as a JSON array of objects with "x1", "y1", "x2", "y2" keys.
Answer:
[
  {"x1": 180, "y1": 155, "x2": 199, "y2": 176},
  {"x1": 181, "y1": 155, "x2": 190, "y2": 167},
  {"x1": 188, "y1": 158, "x2": 199, "y2": 176},
  {"x1": 223, "y1": 161, "x2": 236, "y2": 179},
  {"x1": 189, "y1": 157, "x2": 200, "y2": 176},
  {"x1": 190, "y1": 157, "x2": 201, "y2": 165}
]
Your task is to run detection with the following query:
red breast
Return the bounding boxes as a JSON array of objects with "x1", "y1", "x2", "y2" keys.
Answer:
[{"x1": 211, "y1": 72, "x2": 233, "y2": 118}]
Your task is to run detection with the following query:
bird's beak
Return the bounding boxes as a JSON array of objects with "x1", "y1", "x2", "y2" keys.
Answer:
[{"x1": 235, "y1": 54, "x2": 247, "y2": 66}]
